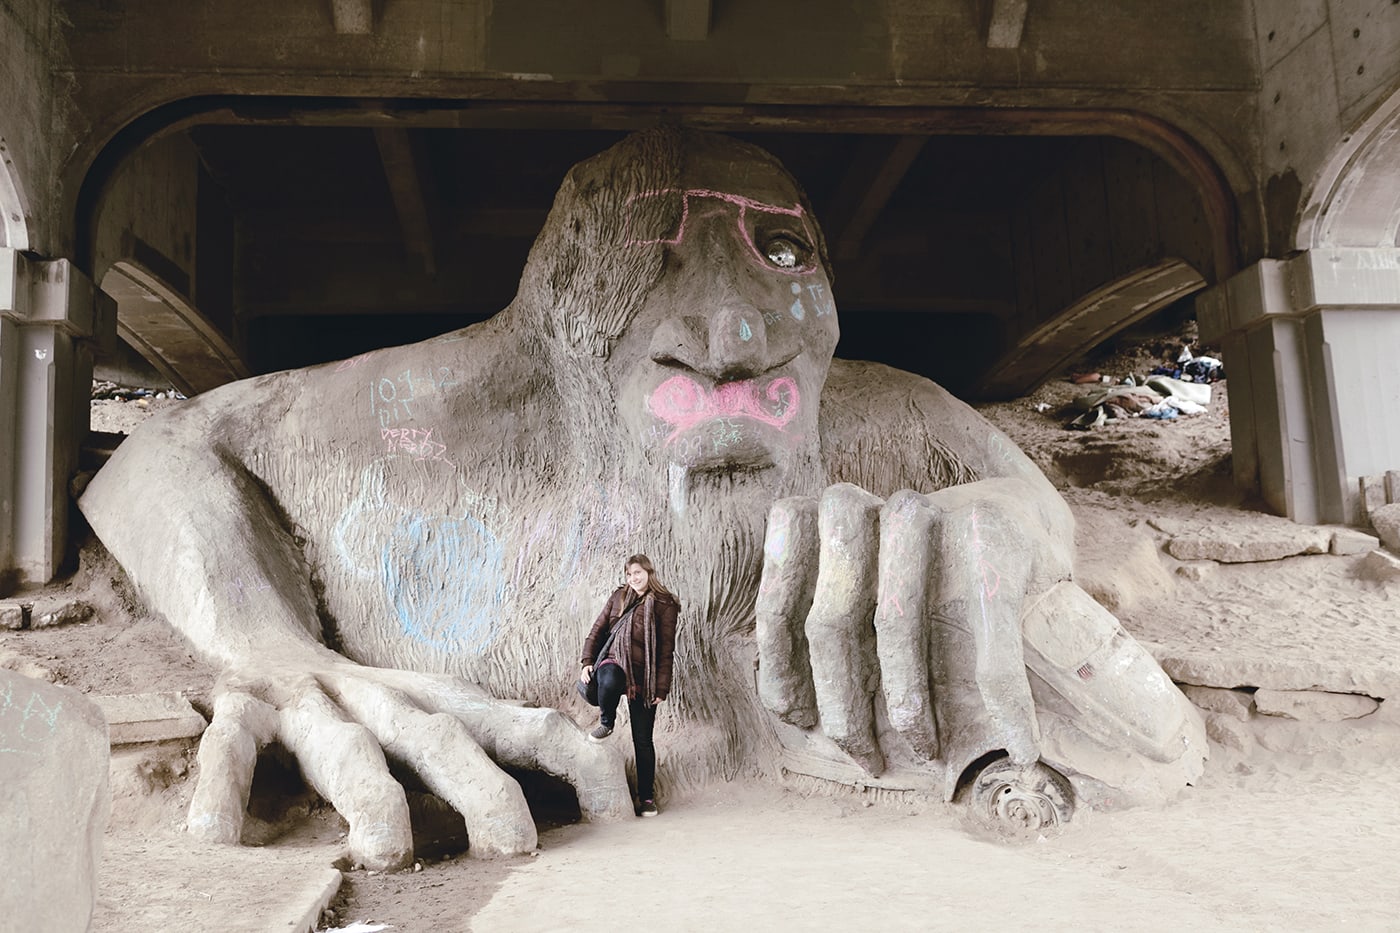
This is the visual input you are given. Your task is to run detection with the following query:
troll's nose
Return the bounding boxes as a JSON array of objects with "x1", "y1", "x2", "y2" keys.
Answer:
[{"x1": 650, "y1": 306, "x2": 778, "y2": 381}]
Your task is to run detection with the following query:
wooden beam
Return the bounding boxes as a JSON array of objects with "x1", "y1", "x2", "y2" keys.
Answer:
[
  {"x1": 986, "y1": 0, "x2": 1029, "y2": 49},
  {"x1": 330, "y1": 0, "x2": 373, "y2": 35},
  {"x1": 827, "y1": 136, "x2": 928, "y2": 265},
  {"x1": 372, "y1": 127, "x2": 437, "y2": 276},
  {"x1": 665, "y1": 0, "x2": 711, "y2": 40}
]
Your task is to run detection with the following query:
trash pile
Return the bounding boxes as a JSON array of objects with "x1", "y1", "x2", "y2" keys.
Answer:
[
  {"x1": 1064, "y1": 344, "x2": 1223, "y2": 431},
  {"x1": 1147, "y1": 346, "x2": 1226, "y2": 385},
  {"x1": 91, "y1": 380, "x2": 186, "y2": 403}
]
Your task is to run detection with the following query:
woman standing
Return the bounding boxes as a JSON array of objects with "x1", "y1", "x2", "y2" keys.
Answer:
[{"x1": 579, "y1": 554, "x2": 680, "y2": 817}]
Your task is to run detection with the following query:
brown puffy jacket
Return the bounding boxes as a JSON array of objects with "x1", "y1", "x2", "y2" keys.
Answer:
[{"x1": 580, "y1": 586, "x2": 679, "y2": 704}]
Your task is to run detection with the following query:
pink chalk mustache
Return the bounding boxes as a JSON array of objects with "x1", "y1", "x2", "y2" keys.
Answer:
[{"x1": 649, "y1": 375, "x2": 800, "y2": 441}]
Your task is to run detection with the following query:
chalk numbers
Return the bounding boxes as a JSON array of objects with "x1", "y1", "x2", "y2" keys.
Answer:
[{"x1": 369, "y1": 367, "x2": 459, "y2": 428}]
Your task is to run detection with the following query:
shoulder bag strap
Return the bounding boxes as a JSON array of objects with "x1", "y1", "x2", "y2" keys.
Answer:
[{"x1": 593, "y1": 595, "x2": 641, "y2": 665}]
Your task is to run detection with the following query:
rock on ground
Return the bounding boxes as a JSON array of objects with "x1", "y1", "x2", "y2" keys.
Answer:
[{"x1": 0, "y1": 670, "x2": 109, "y2": 933}]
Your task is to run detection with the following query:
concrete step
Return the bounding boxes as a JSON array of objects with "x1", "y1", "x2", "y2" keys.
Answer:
[{"x1": 92, "y1": 691, "x2": 206, "y2": 745}]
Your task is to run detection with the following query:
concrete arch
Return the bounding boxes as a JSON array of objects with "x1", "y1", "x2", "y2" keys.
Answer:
[
  {"x1": 1296, "y1": 86, "x2": 1400, "y2": 249},
  {"x1": 99, "y1": 261, "x2": 249, "y2": 396},
  {"x1": 976, "y1": 258, "x2": 1207, "y2": 400},
  {"x1": 0, "y1": 135, "x2": 31, "y2": 250}
]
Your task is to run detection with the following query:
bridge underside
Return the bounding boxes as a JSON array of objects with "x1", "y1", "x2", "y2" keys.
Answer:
[{"x1": 92, "y1": 107, "x2": 1224, "y2": 399}]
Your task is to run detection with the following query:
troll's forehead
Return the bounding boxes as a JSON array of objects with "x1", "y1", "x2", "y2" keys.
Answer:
[{"x1": 523, "y1": 129, "x2": 825, "y2": 357}]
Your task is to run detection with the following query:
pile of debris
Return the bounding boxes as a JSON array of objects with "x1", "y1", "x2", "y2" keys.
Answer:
[
  {"x1": 91, "y1": 380, "x2": 185, "y2": 403},
  {"x1": 1065, "y1": 344, "x2": 1224, "y2": 430}
]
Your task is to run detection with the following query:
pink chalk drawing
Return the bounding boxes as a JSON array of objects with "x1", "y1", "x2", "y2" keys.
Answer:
[
  {"x1": 228, "y1": 575, "x2": 272, "y2": 605},
  {"x1": 967, "y1": 508, "x2": 1002, "y2": 601},
  {"x1": 335, "y1": 353, "x2": 373, "y2": 373},
  {"x1": 624, "y1": 187, "x2": 818, "y2": 276},
  {"x1": 647, "y1": 374, "x2": 799, "y2": 442},
  {"x1": 382, "y1": 427, "x2": 457, "y2": 466}
]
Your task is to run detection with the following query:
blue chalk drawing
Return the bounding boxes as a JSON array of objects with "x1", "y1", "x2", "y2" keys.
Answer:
[
  {"x1": 764, "y1": 513, "x2": 791, "y2": 565},
  {"x1": 739, "y1": 318, "x2": 753, "y2": 342},
  {"x1": 787, "y1": 263, "x2": 807, "y2": 319},
  {"x1": 0, "y1": 679, "x2": 63, "y2": 756},
  {"x1": 382, "y1": 512, "x2": 505, "y2": 653}
]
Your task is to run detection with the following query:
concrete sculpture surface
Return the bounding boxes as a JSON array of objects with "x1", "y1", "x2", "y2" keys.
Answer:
[
  {"x1": 80, "y1": 128, "x2": 1205, "y2": 869},
  {"x1": 0, "y1": 670, "x2": 109, "y2": 932}
]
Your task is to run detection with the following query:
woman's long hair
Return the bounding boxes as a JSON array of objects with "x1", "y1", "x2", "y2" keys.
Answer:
[{"x1": 624, "y1": 553, "x2": 677, "y2": 603}]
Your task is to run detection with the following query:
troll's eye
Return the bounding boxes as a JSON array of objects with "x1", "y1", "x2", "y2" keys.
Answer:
[{"x1": 764, "y1": 236, "x2": 807, "y2": 270}]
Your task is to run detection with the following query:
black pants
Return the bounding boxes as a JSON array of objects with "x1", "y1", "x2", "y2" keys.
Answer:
[{"x1": 596, "y1": 663, "x2": 659, "y2": 801}]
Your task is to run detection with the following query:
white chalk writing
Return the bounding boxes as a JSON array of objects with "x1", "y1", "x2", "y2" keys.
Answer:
[{"x1": 368, "y1": 367, "x2": 460, "y2": 428}]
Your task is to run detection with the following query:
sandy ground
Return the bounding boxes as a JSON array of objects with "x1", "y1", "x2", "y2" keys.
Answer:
[{"x1": 8, "y1": 329, "x2": 1400, "y2": 932}]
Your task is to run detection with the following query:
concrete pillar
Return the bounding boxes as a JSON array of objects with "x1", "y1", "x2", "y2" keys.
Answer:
[
  {"x1": 1199, "y1": 248, "x2": 1400, "y2": 527},
  {"x1": 0, "y1": 249, "x2": 114, "y2": 589}
]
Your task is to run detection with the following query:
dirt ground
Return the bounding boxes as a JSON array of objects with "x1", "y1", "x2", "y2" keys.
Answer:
[{"x1": 7, "y1": 324, "x2": 1400, "y2": 932}]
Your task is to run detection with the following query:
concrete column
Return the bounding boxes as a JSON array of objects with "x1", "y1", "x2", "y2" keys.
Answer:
[
  {"x1": 0, "y1": 249, "x2": 114, "y2": 589},
  {"x1": 0, "y1": 312, "x2": 16, "y2": 585},
  {"x1": 1199, "y1": 248, "x2": 1400, "y2": 527}
]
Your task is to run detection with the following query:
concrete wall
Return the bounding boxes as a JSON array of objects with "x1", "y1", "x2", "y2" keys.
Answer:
[
  {"x1": 1011, "y1": 137, "x2": 1216, "y2": 336},
  {"x1": 45, "y1": 0, "x2": 1400, "y2": 296},
  {"x1": 1254, "y1": 0, "x2": 1400, "y2": 252},
  {"x1": 47, "y1": 1, "x2": 1400, "y2": 289},
  {"x1": 1188, "y1": 2, "x2": 1400, "y2": 524},
  {"x1": 56, "y1": 0, "x2": 1264, "y2": 260},
  {"x1": 60, "y1": 0, "x2": 1258, "y2": 93},
  {"x1": 89, "y1": 131, "x2": 244, "y2": 395},
  {"x1": 92, "y1": 133, "x2": 201, "y2": 303},
  {"x1": 0, "y1": 0, "x2": 61, "y2": 252}
]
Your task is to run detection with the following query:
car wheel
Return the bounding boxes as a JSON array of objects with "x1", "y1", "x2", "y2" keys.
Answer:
[{"x1": 970, "y1": 758, "x2": 1074, "y2": 831}]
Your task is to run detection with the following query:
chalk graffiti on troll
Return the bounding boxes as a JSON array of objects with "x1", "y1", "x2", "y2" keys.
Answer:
[{"x1": 647, "y1": 375, "x2": 799, "y2": 442}]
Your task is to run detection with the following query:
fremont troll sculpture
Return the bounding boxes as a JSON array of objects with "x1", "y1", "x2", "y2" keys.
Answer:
[{"x1": 80, "y1": 128, "x2": 1205, "y2": 868}]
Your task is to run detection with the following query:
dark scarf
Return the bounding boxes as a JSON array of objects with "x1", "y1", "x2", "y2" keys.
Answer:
[{"x1": 613, "y1": 589, "x2": 659, "y2": 704}]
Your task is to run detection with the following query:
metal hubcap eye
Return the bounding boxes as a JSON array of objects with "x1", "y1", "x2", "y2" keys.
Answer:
[
  {"x1": 970, "y1": 759, "x2": 1075, "y2": 833},
  {"x1": 765, "y1": 238, "x2": 800, "y2": 269}
]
